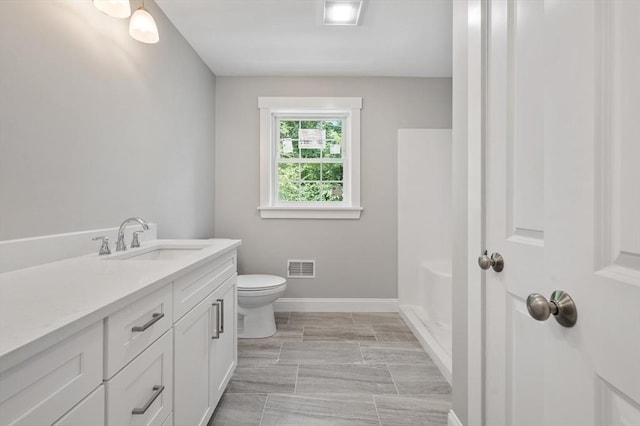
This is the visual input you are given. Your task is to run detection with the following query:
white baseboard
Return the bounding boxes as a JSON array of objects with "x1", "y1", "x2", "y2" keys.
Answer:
[
  {"x1": 273, "y1": 298, "x2": 398, "y2": 312},
  {"x1": 448, "y1": 409, "x2": 463, "y2": 426}
]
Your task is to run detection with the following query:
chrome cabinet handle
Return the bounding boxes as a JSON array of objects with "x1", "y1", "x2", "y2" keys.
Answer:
[
  {"x1": 132, "y1": 385, "x2": 165, "y2": 415},
  {"x1": 217, "y1": 298, "x2": 224, "y2": 334},
  {"x1": 131, "y1": 313, "x2": 164, "y2": 332},
  {"x1": 478, "y1": 250, "x2": 504, "y2": 272},
  {"x1": 212, "y1": 302, "x2": 220, "y2": 340},
  {"x1": 526, "y1": 290, "x2": 577, "y2": 328}
]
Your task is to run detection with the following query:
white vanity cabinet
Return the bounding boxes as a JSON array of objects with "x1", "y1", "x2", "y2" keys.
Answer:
[
  {"x1": 0, "y1": 240, "x2": 240, "y2": 426},
  {"x1": 174, "y1": 274, "x2": 237, "y2": 426}
]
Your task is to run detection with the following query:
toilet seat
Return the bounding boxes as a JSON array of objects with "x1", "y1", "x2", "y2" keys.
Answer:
[{"x1": 238, "y1": 274, "x2": 286, "y2": 291}]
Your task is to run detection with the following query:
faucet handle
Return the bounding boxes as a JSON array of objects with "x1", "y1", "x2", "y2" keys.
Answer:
[
  {"x1": 92, "y1": 236, "x2": 111, "y2": 255},
  {"x1": 131, "y1": 230, "x2": 144, "y2": 248}
]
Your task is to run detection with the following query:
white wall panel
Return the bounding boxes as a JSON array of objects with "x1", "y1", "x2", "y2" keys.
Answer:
[{"x1": 0, "y1": 0, "x2": 216, "y2": 240}]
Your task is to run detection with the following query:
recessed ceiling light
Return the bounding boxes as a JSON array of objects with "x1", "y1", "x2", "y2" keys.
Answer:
[{"x1": 323, "y1": 1, "x2": 363, "y2": 26}]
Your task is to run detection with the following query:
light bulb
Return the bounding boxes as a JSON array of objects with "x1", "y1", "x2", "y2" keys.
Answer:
[
  {"x1": 129, "y1": 7, "x2": 159, "y2": 44},
  {"x1": 93, "y1": 0, "x2": 131, "y2": 19}
]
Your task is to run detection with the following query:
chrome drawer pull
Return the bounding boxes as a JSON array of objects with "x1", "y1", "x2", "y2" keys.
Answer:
[
  {"x1": 217, "y1": 298, "x2": 224, "y2": 334},
  {"x1": 132, "y1": 385, "x2": 165, "y2": 415},
  {"x1": 131, "y1": 313, "x2": 164, "y2": 332},
  {"x1": 212, "y1": 302, "x2": 220, "y2": 339}
]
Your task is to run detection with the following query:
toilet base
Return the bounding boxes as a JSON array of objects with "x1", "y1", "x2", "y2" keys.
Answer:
[{"x1": 238, "y1": 304, "x2": 277, "y2": 338}]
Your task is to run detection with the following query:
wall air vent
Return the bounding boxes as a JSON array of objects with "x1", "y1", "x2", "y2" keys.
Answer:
[{"x1": 287, "y1": 259, "x2": 315, "y2": 278}]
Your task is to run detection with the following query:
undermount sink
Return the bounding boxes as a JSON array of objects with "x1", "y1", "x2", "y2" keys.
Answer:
[
  {"x1": 108, "y1": 241, "x2": 212, "y2": 261},
  {"x1": 123, "y1": 248, "x2": 203, "y2": 260}
]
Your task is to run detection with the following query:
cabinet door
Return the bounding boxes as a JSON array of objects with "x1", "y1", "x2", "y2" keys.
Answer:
[
  {"x1": 173, "y1": 292, "x2": 217, "y2": 426},
  {"x1": 0, "y1": 321, "x2": 102, "y2": 426},
  {"x1": 210, "y1": 275, "x2": 237, "y2": 407},
  {"x1": 54, "y1": 385, "x2": 104, "y2": 426},
  {"x1": 105, "y1": 331, "x2": 172, "y2": 426}
]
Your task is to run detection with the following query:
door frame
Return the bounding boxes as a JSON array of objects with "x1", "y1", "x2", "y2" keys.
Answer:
[{"x1": 451, "y1": 0, "x2": 486, "y2": 424}]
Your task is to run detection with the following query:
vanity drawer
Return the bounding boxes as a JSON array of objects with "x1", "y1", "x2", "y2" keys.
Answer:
[
  {"x1": 106, "y1": 330, "x2": 173, "y2": 426},
  {"x1": 0, "y1": 321, "x2": 103, "y2": 426},
  {"x1": 105, "y1": 284, "x2": 173, "y2": 379},
  {"x1": 173, "y1": 251, "x2": 236, "y2": 321}
]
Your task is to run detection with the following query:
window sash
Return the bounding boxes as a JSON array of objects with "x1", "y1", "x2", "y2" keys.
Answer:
[{"x1": 273, "y1": 115, "x2": 349, "y2": 205}]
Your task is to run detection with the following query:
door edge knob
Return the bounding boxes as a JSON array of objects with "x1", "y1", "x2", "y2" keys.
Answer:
[
  {"x1": 526, "y1": 290, "x2": 577, "y2": 328},
  {"x1": 478, "y1": 251, "x2": 504, "y2": 272}
]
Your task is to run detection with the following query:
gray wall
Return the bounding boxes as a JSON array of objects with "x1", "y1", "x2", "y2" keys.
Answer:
[
  {"x1": 0, "y1": 0, "x2": 216, "y2": 240},
  {"x1": 215, "y1": 77, "x2": 451, "y2": 298}
]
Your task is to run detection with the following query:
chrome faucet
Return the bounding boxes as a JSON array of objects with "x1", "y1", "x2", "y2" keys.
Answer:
[{"x1": 116, "y1": 217, "x2": 150, "y2": 251}]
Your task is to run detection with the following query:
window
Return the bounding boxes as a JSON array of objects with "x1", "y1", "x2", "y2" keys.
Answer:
[{"x1": 258, "y1": 97, "x2": 363, "y2": 219}]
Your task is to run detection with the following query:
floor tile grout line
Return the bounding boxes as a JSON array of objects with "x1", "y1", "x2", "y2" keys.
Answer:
[
  {"x1": 385, "y1": 362, "x2": 401, "y2": 395},
  {"x1": 372, "y1": 394, "x2": 383, "y2": 426},
  {"x1": 293, "y1": 363, "x2": 300, "y2": 394},
  {"x1": 258, "y1": 393, "x2": 269, "y2": 426},
  {"x1": 358, "y1": 341, "x2": 365, "y2": 364}
]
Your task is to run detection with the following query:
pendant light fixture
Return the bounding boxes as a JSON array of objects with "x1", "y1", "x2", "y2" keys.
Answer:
[
  {"x1": 129, "y1": 0, "x2": 159, "y2": 44},
  {"x1": 93, "y1": 0, "x2": 131, "y2": 19}
]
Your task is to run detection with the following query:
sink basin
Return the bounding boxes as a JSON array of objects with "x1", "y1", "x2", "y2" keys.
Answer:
[
  {"x1": 107, "y1": 241, "x2": 212, "y2": 261},
  {"x1": 123, "y1": 248, "x2": 203, "y2": 260}
]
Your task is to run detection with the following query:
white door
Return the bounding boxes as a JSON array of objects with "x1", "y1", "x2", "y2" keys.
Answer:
[{"x1": 483, "y1": 0, "x2": 640, "y2": 425}]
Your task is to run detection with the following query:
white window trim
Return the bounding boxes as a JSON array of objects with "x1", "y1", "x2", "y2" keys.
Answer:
[{"x1": 258, "y1": 97, "x2": 363, "y2": 219}]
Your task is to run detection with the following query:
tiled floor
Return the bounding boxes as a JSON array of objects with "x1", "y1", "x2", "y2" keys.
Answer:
[{"x1": 210, "y1": 312, "x2": 451, "y2": 426}]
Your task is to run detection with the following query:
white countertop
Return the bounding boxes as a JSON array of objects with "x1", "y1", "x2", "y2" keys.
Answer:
[{"x1": 0, "y1": 238, "x2": 241, "y2": 371}]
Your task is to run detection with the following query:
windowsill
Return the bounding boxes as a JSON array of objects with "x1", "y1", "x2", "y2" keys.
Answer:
[{"x1": 258, "y1": 206, "x2": 363, "y2": 219}]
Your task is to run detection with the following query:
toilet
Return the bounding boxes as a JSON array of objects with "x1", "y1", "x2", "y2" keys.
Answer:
[{"x1": 237, "y1": 274, "x2": 287, "y2": 338}]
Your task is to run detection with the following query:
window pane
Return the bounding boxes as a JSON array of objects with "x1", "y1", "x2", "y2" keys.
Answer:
[
  {"x1": 280, "y1": 120, "x2": 299, "y2": 139},
  {"x1": 300, "y1": 182, "x2": 322, "y2": 201},
  {"x1": 323, "y1": 142, "x2": 342, "y2": 159},
  {"x1": 279, "y1": 181, "x2": 300, "y2": 201},
  {"x1": 322, "y1": 183, "x2": 344, "y2": 201},
  {"x1": 301, "y1": 148, "x2": 321, "y2": 158},
  {"x1": 300, "y1": 120, "x2": 321, "y2": 129},
  {"x1": 322, "y1": 120, "x2": 343, "y2": 140},
  {"x1": 278, "y1": 163, "x2": 300, "y2": 201},
  {"x1": 322, "y1": 163, "x2": 343, "y2": 181},
  {"x1": 301, "y1": 163, "x2": 321, "y2": 181},
  {"x1": 280, "y1": 138, "x2": 299, "y2": 158}
]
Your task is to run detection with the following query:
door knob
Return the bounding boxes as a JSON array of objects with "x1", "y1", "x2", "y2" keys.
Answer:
[
  {"x1": 478, "y1": 250, "x2": 504, "y2": 272},
  {"x1": 526, "y1": 290, "x2": 577, "y2": 327}
]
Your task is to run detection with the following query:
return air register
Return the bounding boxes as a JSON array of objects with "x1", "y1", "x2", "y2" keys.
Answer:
[{"x1": 287, "y1": 260, "x2": 315, "y2": 278}]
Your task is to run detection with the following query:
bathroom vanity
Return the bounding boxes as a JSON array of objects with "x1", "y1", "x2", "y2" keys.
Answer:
[{"x1": 0, "y1": 238, "x2": 241, "y2": 426}]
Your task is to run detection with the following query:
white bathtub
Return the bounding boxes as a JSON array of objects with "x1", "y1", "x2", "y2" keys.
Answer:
[{"x1": 399, "y1": 260, "x2": 452, "y2": 383}]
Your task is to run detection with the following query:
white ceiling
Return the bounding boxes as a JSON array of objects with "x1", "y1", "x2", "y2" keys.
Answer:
[{"x1": 155, "y1": 0, "x2": 452, "y2": 77}]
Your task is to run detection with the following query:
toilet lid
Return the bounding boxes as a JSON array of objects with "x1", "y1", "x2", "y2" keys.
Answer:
[{"x1": 238, "y1": 274, "x2": 286, "y2": 291}]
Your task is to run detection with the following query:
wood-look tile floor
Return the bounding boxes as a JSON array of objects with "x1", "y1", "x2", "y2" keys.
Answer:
[{"x1": 209, "y1": 312, "x2": 451, "y2": 426}]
